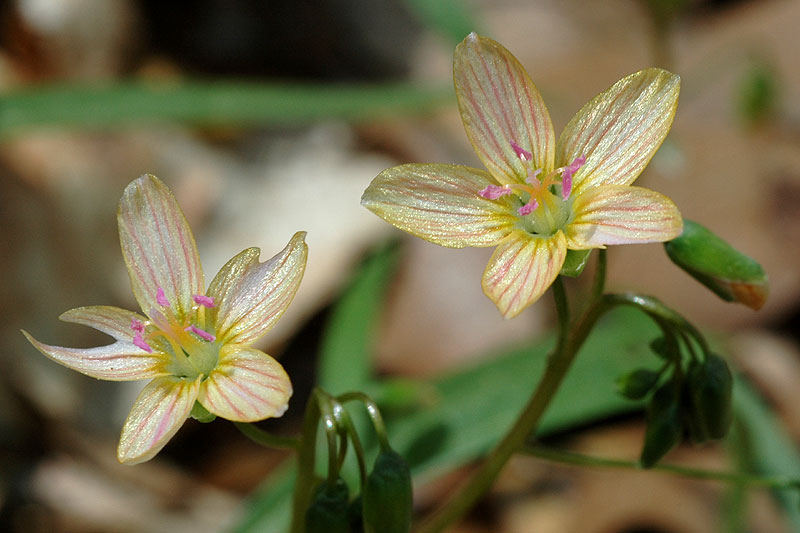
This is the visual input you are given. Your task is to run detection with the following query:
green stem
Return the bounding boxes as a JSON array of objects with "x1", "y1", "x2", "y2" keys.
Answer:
[
  {"x1": 332, "y1": 400, "x2": 369, "y2": 488},
  {"x1": 416, "y1": 251, "x2": 609, "y2": 533},
  {"x1": 524, "y1": 445, "x2": 800, "y2": 492},
  {"x1": 338, "y1": 391, "x2": 391, "y2": 451},
  {"x1": 233, "y1": 422, "x2": 300, "y2": 450},
  {"x1": 290, "y1": 389, "x2": 323, "y2": 533}
]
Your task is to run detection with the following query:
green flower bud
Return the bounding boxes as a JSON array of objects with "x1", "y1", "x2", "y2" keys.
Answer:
[
  {"x1": 305, "y1": 478, "x2": 351, "y2": 533},
  {"x1": 685, "y1": 354, "x2": 733, "y2": 442},
  {"x1": 560, "y1": 249, "x2": 592, "y2": 277},
  {"x1": 363, "y1": 449, "x2": 413, "y2": 533},
  {"x1": 664, "y1": 220, "x2": 768, "y2": 310},
  {"x1": 616, "y1": 369, "x2": 660, "y2": 400},
  {"x1": 649, "y1": 337, "x2": 675, "y2": 361},
  {"x1": 640, "y1": 382, "x2": 682, "y2": 468}
]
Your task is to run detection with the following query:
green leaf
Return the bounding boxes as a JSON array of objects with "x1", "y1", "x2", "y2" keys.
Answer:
[
  {"x1": 559, "y1": 249, "x2": 592, "y2": 278},
  {"x1": 402, "y1": 0, "x2": 480, "y2": 44},
  {"x1": 733, "y1": 379, "x2": 800, "y2": 529},
  {"x1": 664, "y1": 220, "x2": 768, "y2": 310},
  {"x1": 0, "y1": 82, "x2": 450, "y2": 138},
  {"x1": 318, "y1": 242, "x2": 400, "y2": 395}
]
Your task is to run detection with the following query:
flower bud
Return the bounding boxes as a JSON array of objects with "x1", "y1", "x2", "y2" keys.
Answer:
[
  {"x1": 684, "y1": 354, "x2": 733, "y2": 442},
  {"x1": 363, "y1": 448, "x2": 413, "y2": 533},
  {"x1": 616, "y1": 369, "x2": 660, "y2": 400},
  {"x1": 664, "y1": 220, "x2": 768, "y2": 310},
  {"x1": 640, "y1": 382, "x2": 682, "y2": 468},
  {"x1": 305, "y1": 478, "x2": 351, "y2": 533}
]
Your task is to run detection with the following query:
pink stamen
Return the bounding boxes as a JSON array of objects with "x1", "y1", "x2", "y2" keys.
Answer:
[
  {"x1": 518, "y1": 199, "x2": 539, "y2": 216},
  {"x1": 525, "y1": 168, "x2": 543, "y2": 184},
  {"x1": 131, "y1": 318, "x2": 145, "y2": 333},
  {"x1": 561, "y1": 155, "x2": 586, "y2": 200},
  {"x1": 510, "y1": 141, "x2": 532, "y2": 161},
  {"x1": 156, "y1": 287, "x2": 170, "y2": 307},
  {"x1": 193, "y1": 294, "x2": 215, "y2": 308},
  {"x1": 133, "y1": 333, "x2": 153, "y2": 353},
  {"x1": 480, "y1": 185, "x2": 512, "y2": 200},
  {"x1": 185, "y1": 325, "x2": 216, "y2": 342}
]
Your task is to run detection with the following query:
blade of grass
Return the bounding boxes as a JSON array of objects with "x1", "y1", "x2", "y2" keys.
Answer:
[{"x1": 0, "y1": 82, "x2": 450, "y2": 138}]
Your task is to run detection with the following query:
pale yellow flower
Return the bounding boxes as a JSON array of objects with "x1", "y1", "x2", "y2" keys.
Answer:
[
  {"x1": 362, "y1": 33, "x2": 682, "y2": 318},
  {"x1": 24, "y1": 175, "x2": 307, "y2": 463}
]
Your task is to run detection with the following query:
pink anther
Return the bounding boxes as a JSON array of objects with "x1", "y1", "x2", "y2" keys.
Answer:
[
  {"x1": 510, "y1": 141, "x2": 532, "y2": 161},
  {"x1": 133, "y1": 333, "x2": 153, "y2": 353},
  {"x1": 561, "y1": 155, "x2": 586, "y2": 200},
  {"x1": 131, "y1": 318, "x2": 145, "y2": 333},
  {"x1": 156, "y1": 287, "x2": 170, "y2": 307},
  {"x1": 518, "y1": 199, "x2": 539, "y2": 216},
  {"x1": 193, "y1": 294, "x2": 215, "y2": 308},
  {"x1": 185, "y1": 325, "x2": 216, "y2": 342},
  {"x1": 480, "y1": 185, "x2": 512, "y2": 200}
]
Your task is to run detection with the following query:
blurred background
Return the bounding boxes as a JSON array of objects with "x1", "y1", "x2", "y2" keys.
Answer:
[{"x1": 1, "y1": 0, "x2": 799, "y2": 531}]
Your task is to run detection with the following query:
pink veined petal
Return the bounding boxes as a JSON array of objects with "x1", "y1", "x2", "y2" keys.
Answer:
[
  {"x1": 22, "y1": 306, "x2": 169, "y2": 380},
  {"x1": 198, "y1": 345, "x2": 292, "y2": 422},
  {"x1": 566, "y1": 185, "x2": 683, "y2": 248},
  {"x1": 454, "y1": 33, "x2": 556, "y2": 185},
  {"x1": 556, "y1": 68, "x2": 680, "y2": 193},
  {"x1": 482, "y1": 231, "x2": 567, "y2": 319},
  {"x1": 361, "y1": 163, "x2": 517, "y2": 248},
  {"x1": 207, "y1": 232, "x2": 308, "y2": 345},
  {"x1": 118, "y1": 175, "x2": 204, "y2": 321},
  {"x1": 117, "y1": 376, "x2": 201, "y2": 464}
]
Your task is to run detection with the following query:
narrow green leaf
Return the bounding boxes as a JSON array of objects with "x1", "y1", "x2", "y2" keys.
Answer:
[
  {"x1": 402, "y1": 0, "x2": 480, "y2": 44},
  {"x1": 0, "y1": 82, "x2": 450, "y2": 138},
  {"x1": 318, "y1": 242, "x2": 400, "y2": 394}
]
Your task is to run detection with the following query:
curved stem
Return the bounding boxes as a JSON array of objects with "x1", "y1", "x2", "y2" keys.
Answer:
[
  {"x1": 332, "y1": 400, "x2": 369, "y2": 488},
  {"x1": 234, "y1": 422, "x2": 300, "y2": 450},
  {"x1": 524, "y1": 445, "x2": 800, "y2": 492},
  {"x1": 416, "y1": 252, "x2": 609, "y2": 533},
  {"x1": 338, "y1": 391, "x2": 391, "y2": 451}
]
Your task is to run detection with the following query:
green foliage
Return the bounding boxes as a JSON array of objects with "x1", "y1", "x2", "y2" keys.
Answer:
[
  {"x1": 738, "y1": 61, "x2": 779, "y2": 126},
  {"x1": 0, "y1": 83, "x2": 450, "y2": 138},
  {"x1": 234, "y1": 242, "x2": 798, "y2": 532},
  {"x1": 665, "y1": 220, "x2": 768, "y2": 309},
  {"x1": 402, "y1": 0, "x2": 480, "y2": 44},
  {"x1": 318, "y1": 242, "x2": 400, "y2": 395}
]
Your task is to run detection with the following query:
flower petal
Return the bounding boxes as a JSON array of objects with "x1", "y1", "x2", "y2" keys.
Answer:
[
  {"x1": 207, "y1": 232, "x2": 307, "y2": 345},
  {"x1": 198, "y1": 345, "x2": 292, "y2": 422},
  {"x1": 118, "y1": 175, "x2": 204, "y2": 320},
  {"x1": 567, "y1": 185, "x2": 683, "y2": 247},
  {"x1": 482, "y1": 230, "x2": 567, "y2": 318},
  {"x1": 60, "y1": 305, "x2": 149, "y2": 340},
  {"x1": 557, "y1": 68, "x2": 680, "y2": 192},
  {"x1": 361, "y1": 163, "x2": 517, "y2": 248},
  {"x1": 454, "y1": 33, "x2": 555, "y2": 185},
  {"x1": 22, "y1": 306, "x2": 170, "y2": 381},
  {"x1": 117, "y1": 376, "x2": 200, "y2": 464}
]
